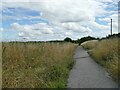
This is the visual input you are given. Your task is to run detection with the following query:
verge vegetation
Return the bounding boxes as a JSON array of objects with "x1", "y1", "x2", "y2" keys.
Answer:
[
  {"x1": 82, "y1": 38, "x2": 119, "y2": 83},
  {"x1": 2, "y1": 42, "x2": 76, "y2": 88}
]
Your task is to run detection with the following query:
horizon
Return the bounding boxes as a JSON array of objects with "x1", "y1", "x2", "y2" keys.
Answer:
[{"x1": 0, "y1": 0, "x2": 119, "y2": 41}]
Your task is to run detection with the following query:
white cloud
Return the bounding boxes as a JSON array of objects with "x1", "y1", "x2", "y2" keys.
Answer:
[
  {"x1": 99, "y1": 13, "x2": 118, "y2": 33},
  {"x1": 61, "y1": 22, "x2": 92, "y2": 33},
  {"x1": 11, "y1": 22, "x2": 54, "y2": 39},
  {"x1": 2, "y1": 0, "x2": 108, "y2": 22},
  {"x1": 109, "y1": 14, "x2": 118, "y2": 33},
  {"x1": 96, "y1": 0, "x2": 113, "y2": 2},
  {"x1": 38, "y1": 0, "x2": 107, "y2": 22},
  {"x1": 1, "y1": 0, "x2": 118, "y2": 2},
  {"x1": 89, "y1": 21, "x2": 109, "y2": 30},
  {"x1": 97, "y1": 0, "x2": 119, "y2": 3},
  {"x1": 2, "y1": 14, "x2": 42, "y2": 21},
  {"x1": 2, "y1": 0, "x2": 118, "y2": 41},
  {"x1": 18, "y1": 32, "x2": 25, "y2": 37},
  {"x1": 65, "y1": 32, "x2": 72, "y2": 36},
  {"x1": 0, "y1": 28, "x2": 3, "y2": 32},
  {"x1": 1, "y1": 0, "x2": 29, "y2": 2},
  {"x1": 99, "y1": 18, "x2": 110, "y2": 22},
  {"x1": 42, "y1": 28, "x2": 54, "y2": 34}
]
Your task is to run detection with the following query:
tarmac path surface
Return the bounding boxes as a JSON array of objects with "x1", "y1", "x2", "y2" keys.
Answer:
[{"x1": 67, "y1": 46, "x2": 118, "y2": 88}]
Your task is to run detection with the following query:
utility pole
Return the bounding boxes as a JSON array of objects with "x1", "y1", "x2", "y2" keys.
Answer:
[{"x1": 110, "y1": 19, "x2": 112, "y2": 35}]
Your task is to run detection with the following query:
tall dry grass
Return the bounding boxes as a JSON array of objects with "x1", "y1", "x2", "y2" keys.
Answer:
[
  {"x1": 2, "y1": 42, "x2": 76, "y2": 88},
  {"x1": 82, "y1": 38, "x2": 119, "y2": 82},
  {"x1": 81, "y1": 40, "x2": 98, "y2": 50}
]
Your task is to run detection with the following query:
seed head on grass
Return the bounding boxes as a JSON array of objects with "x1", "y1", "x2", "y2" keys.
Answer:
[{"x1": 2, "y1": 42, "x2": 76, "y2": 88}]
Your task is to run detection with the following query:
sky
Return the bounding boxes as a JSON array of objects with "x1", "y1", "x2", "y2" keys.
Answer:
[{"x1": 0, "y1": 0, "x2": 119, "y2": 41}]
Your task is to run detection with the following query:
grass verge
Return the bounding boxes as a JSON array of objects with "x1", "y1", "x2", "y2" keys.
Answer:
[
  {"x1": 2, "y1": 42, "x2": 76, "y2": 88},
  {"x1": 82, "y1": 38, "x2": 119, "y2": 83}
]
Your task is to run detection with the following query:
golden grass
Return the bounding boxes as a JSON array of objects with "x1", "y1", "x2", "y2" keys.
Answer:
[
  {"x1": 2, "y1": 42, "x2": 76, "y2": 88},
  {"x1": 81, "y1": 40, "x2": 98, "y2": 50},
  {"x1": 82, "y1": 38, "x2": 119, "y2": 82}
]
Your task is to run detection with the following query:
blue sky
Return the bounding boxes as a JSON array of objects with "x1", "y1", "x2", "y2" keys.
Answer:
[{"x1": 0, "y1": 0, "x2": 119, "y2": 41}]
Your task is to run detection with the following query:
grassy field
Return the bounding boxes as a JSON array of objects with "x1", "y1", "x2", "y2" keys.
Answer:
[
  {"x1": 82, "y1": 38, "x2": 119, "y2": 83},
  {"x1": 2, "y1": 42, "x2": 76, "y2": 88}
]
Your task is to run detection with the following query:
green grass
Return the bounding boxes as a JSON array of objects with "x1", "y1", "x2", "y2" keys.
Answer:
[
  {"x1": 2, "y1": 42, "x2": 76, "y2": 88},
  {"x1": 82, "y1": 38, "x2": 119, "y2": 82}
]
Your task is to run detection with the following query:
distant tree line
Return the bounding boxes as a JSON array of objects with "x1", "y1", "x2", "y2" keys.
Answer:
[
  {"x1": 75, "y1": 36, "x2": 98, "y2": 44},
  {"x1": 63, "y1": 36, "x2": 98, "y2": 44},
  {"x1": 101, "y1": 33, "x2": 120, "y2": 39},
  {"x1": 7, "y1": 33, "x2": 120, "y2": 44},
  {"x1": 63, "y1": 33, "x2": 120, "y2": 44}
]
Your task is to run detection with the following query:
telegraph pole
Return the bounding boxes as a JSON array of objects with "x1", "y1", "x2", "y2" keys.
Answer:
[{"x1": 110, "y1": 19, "x2": 112, "y2": 35}]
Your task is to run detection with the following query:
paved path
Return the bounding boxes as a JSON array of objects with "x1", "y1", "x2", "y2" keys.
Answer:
[{"x1": 67, "y1": 46, "x2": 118, "y2": 88}]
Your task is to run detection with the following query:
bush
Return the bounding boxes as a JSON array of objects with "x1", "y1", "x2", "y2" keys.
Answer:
[
  {"x1": 77, "y1": 36, "x2": 97, "y2": 45},
  {"x1": 64, "y1": 37, "x2": 72, "y2": 42}
]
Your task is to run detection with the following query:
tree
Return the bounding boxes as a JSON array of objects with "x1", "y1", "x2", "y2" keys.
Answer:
[
  {"x1": 64, "y1": 37, "x2": 72, "y2": 42},
  {"x1": 76, "y1": 36, "x2": 96, "y2": 44}
]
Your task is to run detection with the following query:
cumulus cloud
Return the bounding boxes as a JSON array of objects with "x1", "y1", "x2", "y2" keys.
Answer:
[
  {"x1": 99, "y1": 13, "x2": 118, "y2": 32},
  {"x1": 61, "y1": 22, "x2": 92, "y2": 33},
  {"x1": 31, "y1": 0, "x2": 116, "y2": 34},
  {"x1": 38, "y1": 0, "x2": 107, "y2": 22},
  {"x1": 11, "y1": 22, "x2": 54, "y2": 38},
  {"x1": 99, "y1": 18, "x2": 110, "y2": 22},
  {"x1": 1, "y1": 0, "x2": 118, "y2": 41},
  {"x1": 89, "y1": 21, "x2": 109, "y2": 30}
]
